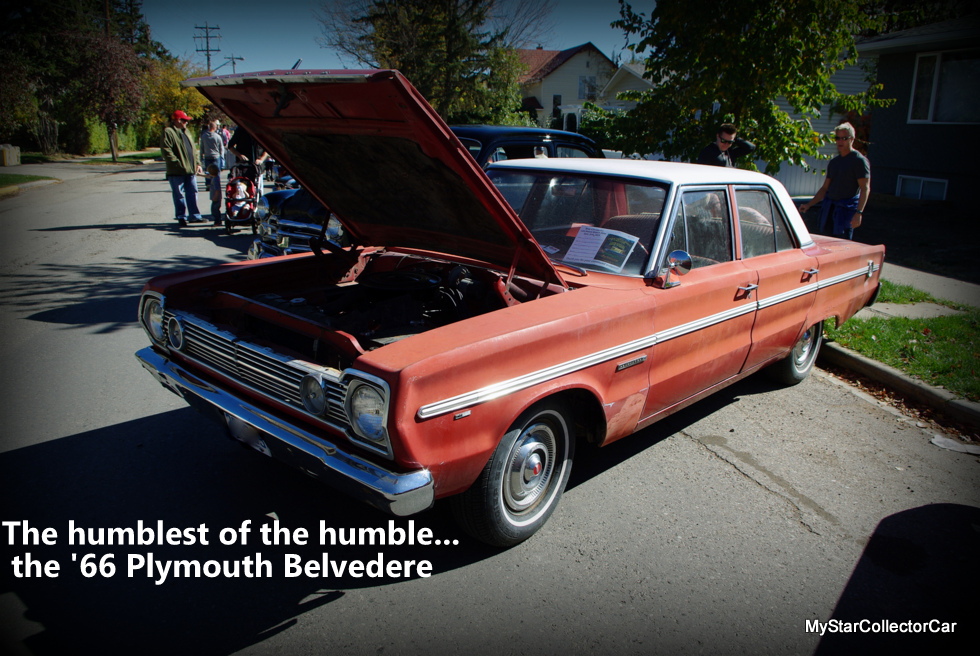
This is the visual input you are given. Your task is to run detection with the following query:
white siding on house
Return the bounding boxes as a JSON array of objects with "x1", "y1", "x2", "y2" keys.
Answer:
[
  {"x1": 529, "y1": 51, "x2": 616, "y2": 127},
  {"x1": 599, "y1": 65, "x2": 652, "y2": 112},
  {"x1": 766, "y1": 59, "x2": 872, "y2": 197}
]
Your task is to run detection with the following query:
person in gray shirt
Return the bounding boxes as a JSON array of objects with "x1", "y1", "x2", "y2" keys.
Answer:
[
  {"x1": 200, "y1": 120, "x2": 226, "y2": 185},
  {"x1": 800, "y1": 122, "x2": 870, "y2": 240}
]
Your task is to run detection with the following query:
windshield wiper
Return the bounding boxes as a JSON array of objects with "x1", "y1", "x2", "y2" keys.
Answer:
[{"x1": 549, "y1": 258, "x2": 588, "y2": 277}]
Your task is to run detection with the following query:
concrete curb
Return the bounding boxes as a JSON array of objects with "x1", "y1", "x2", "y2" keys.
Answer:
[
  {"x1": 0, "y1": 179, "x2": 60, "y2": 199},
  {"x1": 819, "y1": 340, "x2": 980, "y2": 430}
]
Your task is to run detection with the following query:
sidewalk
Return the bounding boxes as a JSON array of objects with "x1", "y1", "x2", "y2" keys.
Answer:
[
  {"x1": 879, "y1": 262, "x2": 980, "y2": 308},
  {"x1": 819, "y1": 261, "x2": 980, "y2": 433},
  {"x1": 0, "y1": 149, "x2": 162, "y2": 198}
]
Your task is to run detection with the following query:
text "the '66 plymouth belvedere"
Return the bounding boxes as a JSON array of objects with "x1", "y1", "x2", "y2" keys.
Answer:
[{"x1": 136, "y1": 70, "x2": 883, "y2": 546}]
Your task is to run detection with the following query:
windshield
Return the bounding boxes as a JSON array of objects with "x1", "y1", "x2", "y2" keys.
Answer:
[{"x1": 488, "y1": 169, "x2": 668, "y2": 276}]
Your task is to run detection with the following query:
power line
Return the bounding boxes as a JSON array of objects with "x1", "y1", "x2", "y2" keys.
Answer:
[
  {"x1": 224, "y1": 54, "x2": 244, "y2": 74},
  {"x1": 194, "y1": 23, "x2": 221, "y2": 74}
]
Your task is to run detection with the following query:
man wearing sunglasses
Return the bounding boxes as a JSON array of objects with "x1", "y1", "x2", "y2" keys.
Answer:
[
  {"x1": 161, "y1": 110, "x2": 205, "y2": 227},
  {"x1": 799, "y1": 122, "x2": 870, "y2": 240},
  {"x1": 697, "y1": 123, "x2": 756, "y2": 168}
]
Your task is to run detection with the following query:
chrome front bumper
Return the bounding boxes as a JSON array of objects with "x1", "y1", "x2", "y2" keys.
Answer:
[{"x1": 135, "y1": 347, "x2": 434, "y2": 516}]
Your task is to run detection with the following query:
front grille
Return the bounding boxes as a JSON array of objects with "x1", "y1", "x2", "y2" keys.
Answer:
[{"x1": 165, "y1": 310, "x2": 350, "y2": 428}]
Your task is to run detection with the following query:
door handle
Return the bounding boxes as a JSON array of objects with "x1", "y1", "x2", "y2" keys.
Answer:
[
  {"x1": 803, "y1": 268, "x2": 819, "y2": 278},
  {"x1": 738, "y1": 283, "x2": 759, "y2": 299}
]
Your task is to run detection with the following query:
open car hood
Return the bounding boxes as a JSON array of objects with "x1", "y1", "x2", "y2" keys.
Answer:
[{"x1": 185, "y1": 69, "x2": 564, "y2": 286}]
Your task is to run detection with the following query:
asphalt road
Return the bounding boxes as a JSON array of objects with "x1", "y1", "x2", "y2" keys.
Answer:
[{"x1": 1, "y1": 162, "x2": 977, "y2": 656}]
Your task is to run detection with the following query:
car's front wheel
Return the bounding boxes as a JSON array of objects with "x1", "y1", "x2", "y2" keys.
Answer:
[
  {"x1": 766, "y1": 321, "x2": 823, "y2": 385},
  {"x1": 452, "y1": 400, "x2": 575, "y2": 547}
]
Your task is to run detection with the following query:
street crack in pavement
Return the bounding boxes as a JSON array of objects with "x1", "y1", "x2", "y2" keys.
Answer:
[{"x1": 682, "y1": 430, "x2": 839, "y2": 535}]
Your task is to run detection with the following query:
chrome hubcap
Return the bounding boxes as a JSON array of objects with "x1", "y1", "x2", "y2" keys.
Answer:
[
  {"x1": 504, "y1": 422, "x2": 557, "y2": 513},
  {"x1": 793, "y1": 326, "x2": 816, "y2": 366}
]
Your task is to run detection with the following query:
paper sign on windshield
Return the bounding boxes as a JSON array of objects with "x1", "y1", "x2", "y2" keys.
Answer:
[{"x1": 564, "y1": 226, "x2": 639, "y2": 273}]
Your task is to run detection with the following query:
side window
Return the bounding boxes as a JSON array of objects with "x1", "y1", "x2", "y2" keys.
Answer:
[
  {"x1": 501, "y1": 145, "x2": 536, "y2": 160},
  {"x1": 458, "y1": 138, "x2": 482, "y2": 160},
  {"x1": 736, "y1": 189, "x2": 796, "y2": 259},
  {"x1": 555, "y1": 145, "x2": 593, "y2": 158},
  {"x1": 489, "y1": 147, "x2": 508, "y2": 163},
  {"x1": 672, "y1": 190, "x2": 732, "y2": 268}
]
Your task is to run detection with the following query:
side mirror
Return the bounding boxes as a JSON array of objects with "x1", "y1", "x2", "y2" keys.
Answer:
[{"x1": 652, "y1": 250, "x2": 692, "y2": 288}]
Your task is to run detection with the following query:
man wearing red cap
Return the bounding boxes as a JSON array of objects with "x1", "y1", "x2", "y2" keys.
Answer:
[{"x1": 161, "y1": 110, "x2": 204, "y2": 227}]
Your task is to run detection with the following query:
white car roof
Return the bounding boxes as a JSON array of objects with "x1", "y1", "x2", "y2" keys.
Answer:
[
  {"x1": 488, "y1": 158, "x2": 814, "y2": 247},
  {"x1": 491, "y1": 157, "x2": 769, "y2": 185}
]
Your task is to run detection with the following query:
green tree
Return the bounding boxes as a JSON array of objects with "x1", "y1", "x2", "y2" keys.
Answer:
[
  {"x1": 142, "y1": 56, "x2": 210, "y2": 134},
  {"x1": 0, "y1": 0, "x2": 166, "y2": 155},
  {"x1": 69, "y1": 31, "x2": 147, "y2": 161},
  {"x1": 317, "y1": 0, "x2": 550, "y2": 123},
  {"x1": 604, "y1": 0, "x2": 891, "y2": 172}
]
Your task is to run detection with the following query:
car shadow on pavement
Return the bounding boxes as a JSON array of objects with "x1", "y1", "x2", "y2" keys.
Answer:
[
  {"x1": 814, "y1": 503, "x2": 978, "y2": 655},
  {"x1": 568, "y1": 373, "x2": 783, "y2": 491},
  {"x1": 0, "y1": 408, "x2": 490, "y2": 656}
]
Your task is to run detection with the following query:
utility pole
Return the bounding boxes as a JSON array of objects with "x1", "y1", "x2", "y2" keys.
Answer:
[
  {"x1": 224, "y1": 54, "x2": 244, "y2": 74},
  {"x1": 194, "y1": 23, "x2": 221, "y2": 74}
]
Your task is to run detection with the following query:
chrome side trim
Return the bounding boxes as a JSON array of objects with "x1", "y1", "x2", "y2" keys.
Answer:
[
  {"x1": 417, "y1": 332, "x2": 661, "y2": 419},
  {"x1": 816, "y1": 262, "x2": 880, "y2": 290},
  {"x1": 136, "y1": 347, "x2": 433, "y2": 516},
  {"x1": 417, "y1": 261, "x2": 879, "y2": 419},
  {"x1": 655, "y1": 303, "x2": 756, "y2": 344},
  {"x1": 757, "y1": 281, "x2": 819, "y2": 310},
  {"x1": 417, "y1": 301, "x2": 755, "y2": 420}
]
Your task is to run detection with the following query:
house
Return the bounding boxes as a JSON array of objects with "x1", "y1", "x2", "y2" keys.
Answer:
[
  {"x1": 598, "y1": 61, "x2": 653, "y2": 112},
  {"x1": 856, "y1": 15, "x2": 979, "y2": 206},
  {"x1": 517, "y1": 43, "x2": 618, "y2": 130}
]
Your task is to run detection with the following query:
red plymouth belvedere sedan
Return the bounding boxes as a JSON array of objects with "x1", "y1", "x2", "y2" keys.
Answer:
[{"x1": 136, "y1": 70, "x2": 884, "y2": 546}]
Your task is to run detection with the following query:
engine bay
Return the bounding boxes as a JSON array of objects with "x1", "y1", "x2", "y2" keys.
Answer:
[{"x1": 251, "y1": 260, "x2": 502, "y2": 350}]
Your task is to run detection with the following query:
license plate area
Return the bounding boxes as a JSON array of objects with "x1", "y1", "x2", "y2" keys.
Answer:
[{"x1": 225, "y1": 414, "x2": 272, "y2": 456}]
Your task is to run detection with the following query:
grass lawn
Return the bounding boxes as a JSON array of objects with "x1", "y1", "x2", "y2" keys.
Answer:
[
  {"x1": 19, "y1": 150, "x2": 161, "y2": 165},
  {"x1": 84, "y1": 150, "x2": 161, "y2": 164},
  {"x1": 826, "y1": 280, "x2": 980, "y2": 401},
  {"x1": 0, "y1": 173, "x2": 55, "y2": 188}
]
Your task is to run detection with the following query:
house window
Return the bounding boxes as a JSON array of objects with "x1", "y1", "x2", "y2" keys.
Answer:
[
  {"x1": 896, "y1": 175, "x2": 948, "y2": 201},
  {"x1": 909, "y1": 49, "x2": 980, "y2": 124},
  {"x1": 578, "y1": 76, "x2": 597, "y2": 101}
]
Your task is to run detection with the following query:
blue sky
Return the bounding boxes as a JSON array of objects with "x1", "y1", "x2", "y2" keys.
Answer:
[{"x1": 141, "y1": 0, "x2": 636, "y2": 74}]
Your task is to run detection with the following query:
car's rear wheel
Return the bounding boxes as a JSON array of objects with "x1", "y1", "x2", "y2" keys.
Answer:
[
  {"x1": 452, "y1": 399, "x2": 575, "y2": 547},
  {"x1": 766, "y1": 321, "x2": 823, "y2": 385}
]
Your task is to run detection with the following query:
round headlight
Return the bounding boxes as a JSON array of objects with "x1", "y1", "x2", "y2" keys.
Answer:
[
  {"x1": 167, "y1": 316, "x2": 185, "y2": 350},
  {"x1": 254, "y1": 196, "x2": 270, "y2": 221},
  {"x1": 349, "y1": 384, "x2": 385, "y2": 442},
  {"x1": 141, "y1": 297, "x2": 165, "y2": 343},
  {"x1": 300, "y1": 375, "x2": 328, "y2": 415}
]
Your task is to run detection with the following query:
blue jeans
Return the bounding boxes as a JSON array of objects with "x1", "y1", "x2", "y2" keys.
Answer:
[
  {"x1": 168, "y1": 174, "x2": 202, "y2": 221},
  {"x1": 203, "y1": 156, "x2": 221, "y2": 173},
  {"x1": 818, "y1": 196, "x2": 858, "y2": 240}
]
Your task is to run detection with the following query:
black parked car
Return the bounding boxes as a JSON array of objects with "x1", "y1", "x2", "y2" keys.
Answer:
[
  {"x1": 451, "y1": 124, "x2": 602, "y2": 164},
  {"x1": 247, "y1": 125, "x2": 602, "y2": 259}
]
